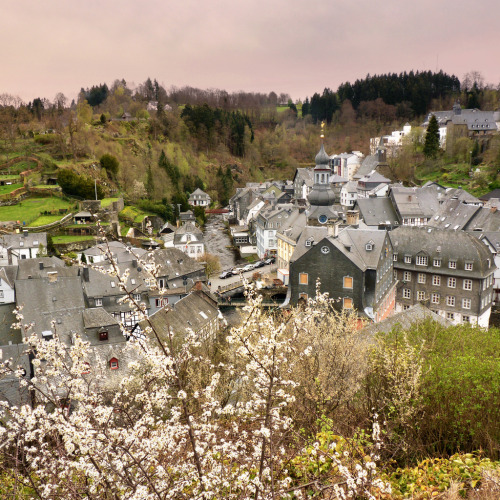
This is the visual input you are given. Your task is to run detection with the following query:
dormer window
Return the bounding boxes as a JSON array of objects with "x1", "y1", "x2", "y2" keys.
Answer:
[
  {"x1": 365, "y1": 241, "x2": 374, "y2": 251},
  {"x1": 109, "y1": 358, "x2": 119, "y2": 370},
  {"x1": 416, "y1": 255, "x2": 428, "y2": 266},
  {"x1": 99, "y1": 331, "x2": 108, "y2": 341},
  {"x1": 404, "y1": 255, "x2": 412, "y2": 264},
  {"x1": 110, "y1": 282, "x2": 116, "y2": 288}
]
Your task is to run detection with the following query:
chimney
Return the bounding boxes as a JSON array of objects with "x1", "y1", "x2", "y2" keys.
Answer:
[
  {"x1": 23, "y1": 229, "x2": 28, "y2": 237},
  {"x1": 491, "y1": 206, "x2": 497, "y2": 214},
  {"x1": 346, "y1": 210, "x2": 360, "y2": 226},
  {"x1": 39, "y1": 262, "x2": 44, "y2": 270},
  {"x1": 195, "y1": 280, "x2": 203, "y2": 291},
  {"x1": 327, "y1": 222, "x2": 340, "y2": 238},
  {"x1": 47, "y1": 271, "x2": 58, "y2": 283},
  {"x1": 82, "y1": 267, "x2": 89, "y2": 282},
  {"x1": 132, "y1": 259, "x2": 138, "y2": 268}
]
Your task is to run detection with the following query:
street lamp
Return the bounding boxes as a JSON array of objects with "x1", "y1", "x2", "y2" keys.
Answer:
[{"x1": 469, "y1": 150, "x2": 473, "y2": 176}]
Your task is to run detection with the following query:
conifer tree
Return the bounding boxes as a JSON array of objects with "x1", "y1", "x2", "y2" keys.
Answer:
[{"x1": 424, "y1": 114, "x2": 440, "y2": 158}]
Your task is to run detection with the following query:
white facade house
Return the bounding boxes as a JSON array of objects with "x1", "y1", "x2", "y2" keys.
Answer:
[
  {"x1": 370, "y1": 123, "x2": 412, "y2": 155},
  {"x1": 188, "y1": 188, "x2": 211, "y2": 207},
  {"x1": 0, "y1": 232, "x2": 47, "y2": 266},
  {"x1": 331, "y1": 153, "x2": 363, "y2": 180},
  {"x1": 172, "y1": 222, "x2": 205, "y2": 258},
  {"x1": 0, "y1": 267, "x2": 16, "y2": 304},
  {"x1": 340, "y1": 181, "x2": 358, "y2": 208}
]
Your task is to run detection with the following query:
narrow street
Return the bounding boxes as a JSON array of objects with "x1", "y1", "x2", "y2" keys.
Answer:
[{"x1": 203, "y1": 215, "x2": 241, "y2": 271}]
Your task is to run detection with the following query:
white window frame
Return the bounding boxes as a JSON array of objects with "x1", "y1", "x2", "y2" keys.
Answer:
[
  {"x1": 95, "y1": 298, "x2": 103, "y2": 307},
  {"x1": 462, "y1": 298, "x2": 471, "y2": 309},
  {"x1": 432, "y1": 275, "x2": 441, "y2": 286},
  {"x1": 417, "y1": 273, "x2": 426, "y2": 284},
  {"x1": 463, "y1": 279, "x2": 472, "y2": 291},
  {"x1": 403, "y1": 271, "x2": 411, "y2": 282},
  {"x1": 449, "y1": 260, "x2": 457, "y2": 269},
  {"x1": 416, "y1": 255, "x2": 428, "y2": 266},
  {"x1": 404, "y1": 255, "x2": 412, "y2": 264},
  {"x1": 433, "y1": 258, "x2": 441, "y2": 267},
  {"x1": 446, "y1": 295, "x2": 455, "y2": 307},
  {"x1": 447, "y1": 277, "x2": 456, "y2": 288},
  {"x1": 464, "y1": 262, "x2": 473, "y2": 271},
  {"x1": 402, "y1": 288, "x2": 411, "y2": 299},
  {"x1": 431, "y1": 293, "x2": 440, "y2": 304},
  {"x1": 417, "y1": 291, "x2": 425, "y2": 301}
]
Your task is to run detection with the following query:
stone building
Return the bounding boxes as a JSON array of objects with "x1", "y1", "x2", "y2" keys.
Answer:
[{"x1": 390, "y1": 226, "x2": 496, "y2": 327}]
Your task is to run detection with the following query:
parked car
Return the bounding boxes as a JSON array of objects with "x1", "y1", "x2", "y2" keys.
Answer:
[
  {"x1": 241, "y1": 264, "x2": 255, "y2": 272},
  {"x1": 219, "y1": 270, "x2": 233, "y2": 279},
  {"x1": 254, "y1": 260, "x2": 266, "y2": 268},
  {"x1": 264, "y1": 257, "x2": 275, "y2": 265}
]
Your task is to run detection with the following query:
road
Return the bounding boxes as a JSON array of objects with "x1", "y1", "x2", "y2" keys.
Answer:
[{"x1": 209, "y1": 263, "x2": 277, "y2": 291}]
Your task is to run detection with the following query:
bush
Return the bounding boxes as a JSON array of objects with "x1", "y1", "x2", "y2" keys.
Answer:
[
  {"x1": 99, "y1": 153, "x2": 119, "y2": 177},
  {"x1": 57, "y1": 169, "x2": 104, "y2": 200}
]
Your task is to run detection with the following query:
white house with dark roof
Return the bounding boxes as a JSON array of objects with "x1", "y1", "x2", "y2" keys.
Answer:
[
  {"x1": 0, "y1": 231, "x2": 47, "y2": 265},
  {"x1": 188, "y1": 188, "x2": 211, "y2": 207}
]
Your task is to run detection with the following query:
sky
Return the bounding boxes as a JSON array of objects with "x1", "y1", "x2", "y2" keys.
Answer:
[{"x1": 2, "y1": 0, "x2": 500, "y2": 104}]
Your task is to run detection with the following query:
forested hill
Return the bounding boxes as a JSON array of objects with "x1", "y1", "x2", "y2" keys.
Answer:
[{"x1": 302, "y1": 70, "x2": 463, "y2": 124}]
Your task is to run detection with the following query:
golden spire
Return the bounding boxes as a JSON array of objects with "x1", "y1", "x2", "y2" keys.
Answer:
[{"x1": 320, "y1": 121, "x2": 325, "y2": 143}]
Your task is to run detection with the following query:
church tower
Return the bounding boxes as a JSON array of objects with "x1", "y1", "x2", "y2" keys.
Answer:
[{"x1": 307, "y1": 123, "x2": 340, "y2": 226}]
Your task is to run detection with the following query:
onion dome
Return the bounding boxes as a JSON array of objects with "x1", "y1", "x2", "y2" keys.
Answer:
[
  {"x1": 307, "y1": 184, "x2": 336, "y2": 206},
  {"x1": 315, "y1": 143, "x2": 330, "y2": 166}
]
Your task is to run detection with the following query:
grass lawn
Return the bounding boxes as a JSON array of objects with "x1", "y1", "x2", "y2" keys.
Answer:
[
  {"x1": 28, "y1": 215, "x2": 66, "y2": 227},
  {"x1": 0, "y1": 197, "x2": 75, "y2": 224},
  {"x1": 0, "y1": 183, "x2": 23, "y2": 195},
  {"x1": 101, "y1": 197, "x2": 120, "y2": 208},
  {"x1": 0, "y1": 175, "x2": 21, "y2": 181},
  {"x1": 119, "y1": 205, "x2": 155, "y2": 223},
  {"x1": 33, "y1": 184, "x2": 60, "y2": 190},
  {"x1": 52, "y1": 235, "x2": 95, "y2": 244}
]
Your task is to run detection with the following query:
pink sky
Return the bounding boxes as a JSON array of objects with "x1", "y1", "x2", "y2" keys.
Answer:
[{"x1": 2, "y1": 0, "x2": 499, "y2": 104}]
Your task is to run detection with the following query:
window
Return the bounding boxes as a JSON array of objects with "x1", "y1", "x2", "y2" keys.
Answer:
[
  {"x1": 134, "y1": 294, "x2": 141, "y2": 301},
  {"x1": 299, "y1": 273, "x2": 308, "y2": 285},
  {"x1": 299, "y1": 293, "x2": 308, "y2": 301},
  {"x1": 343, "y1": 276, "x2": 353, "y2": 289},
  {"x1": 365, "y1": 243, "x2": 373, "y2": 251},
  {"x1": 448, "y1": 277, "x2": 456, "y2": 288},
  {"x1": 418, "y1": 273, "x2": 426, "y2": 284},
  {"x1": 417, "y1": 291, "x2": 426, "y2": 301},
  {"x1": 465, "y1": 262, "x2": 473, "y2": 271},
  {"x1": 446, "y1": 312, "x2": 455, "y2": 320},
  {"x1": 431, "y1": 293, "x2": 440, "y2": 304},
  {"x1": 462, "y1": 298, "x2": 471, "y2": 309},
  {"x1": 99, "y1": 331, "x2": 109, "y2": 341},
  {"x1": 95, "y1": 298, "x2": 103, "y2": 307},
  {"x1": 403, "y1": 271, "x2": 411, "y2": 282},
  {"x1": 433, "y1": 258, "x2": 441, "y2": 267},
  {"x1": 446, "y1": 296, "x2": 455, "y2": 307},
  {"x1": 109, "y1": 358, "x2": 119, "y2": 370},
  {"x1": 393, "y1": 253, "x2": 398, "y2": 262},
  {"x1": 432, "y1": 275, "x2": 441, "y2": 286},
  {"x1": 305, "y1": 240, "x2": 312, "y2": 247},
  {"x1": 110, "y1": 281, "x2": 116, "y2": 288},
  {"x1": 449, "y1": 260, "x2": 457, "y2": 269},
  {"x1": 462, "y1": 315, "x2": 470, "y2": 323},
  {"x1": 463, "y1": 279, "x2": 472, "y2": 291},
  {"x1": 343, "y1": 297, "x2": 353, "y2": 309},
  {"x1": 403, "y1": 304, "x2": 410, "y2": 310},
  {"x1": 404, "y1": 255, "x2": 412, "y2": 264},
  {"x1": 403, "y1": 288, "x2": 411, "y2": 299},
  {"x1": 416, "y1": 255, "x2": 428, "y2": 266},
  {"x1": 0, "y1": 291, "x2": 4, "y2": 299},
  {"x1": 155, "y1": 298, "x2": 168, "y2": 308}
]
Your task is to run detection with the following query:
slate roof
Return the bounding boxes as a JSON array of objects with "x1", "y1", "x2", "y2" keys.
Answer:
[
  {"x1": 0, "y1": 232, "x2": 47, "y2": 249},
  {"x1": 362, "y1": 303, "x2": 451, "y2": 337},
  {"x1": 15, "y1": 275, "x2": 86, "y2": 344},
  {"x1": 0, "y1": 343, "x2": 31, "y2": 407},
  {"x1": 390, "y1": 226, "x2": 496, "y2": 278},
  {"x1": 0, "y1": 265, "x2": 17, "y2": 288},
  {"x1": 354, "y1": 155, "x2": 380, "y2": 179},
  {"x1": 83, "y1": 308, "x2": 120, "y2": 329},
  {"x1": 289, "y1": 226, "x2": 328, "y2": 263},
  {"x1": 355, "y1": 198, "x2": 399, "y2": 226},
  {"x1": 358, "y1": 170, "x2": 391, "y2": 184},
  {"x1": 16, "y1": 257, "x2": 77, "y2": 280},
  {"x1": 82, "y1": 241, "x2": 147, "y2": 263},
  {"x1": 452, "y1": 109, "x2": 498, "y2": 132},
  {"x1": 146, "y1": 290, "x2": 219, "y2": 341},
  {"x1": 479, "y1": 189, "x2": 500, "y2": 201},
  {"x1": 145, "y1": 247, "x2": 205, "y2": 279},
  {"x1": 0, "y1": 303, "x2": 20, "y2": 345},
  {"x1": 329, "y1": 228, "x2": 389, "y2": 271}
]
